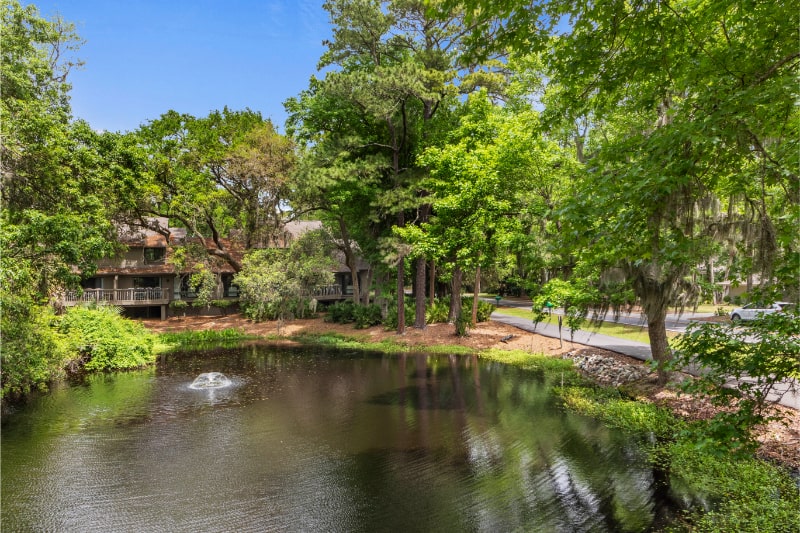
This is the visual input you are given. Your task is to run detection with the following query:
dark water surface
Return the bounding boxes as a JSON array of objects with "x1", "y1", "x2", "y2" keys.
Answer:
[{"x1": 2, "y1": 345, "x2": 684, "y2": 532}]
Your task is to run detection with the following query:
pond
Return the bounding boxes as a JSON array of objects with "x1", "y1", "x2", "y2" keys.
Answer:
[{"x1": 2, "y1": 344, "x2": 689, "y2": 532}]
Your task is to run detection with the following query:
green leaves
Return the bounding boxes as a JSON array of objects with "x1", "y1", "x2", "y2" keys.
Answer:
[
  {"x1": 673, "y1": 311, "x2": 800, "y2": 454},
  {"x1": 57, "y1": 305, "x2": 156, "y2": 372},
  {"x1": 234, "y1": 231, "x2": 336, "y2": 322}
]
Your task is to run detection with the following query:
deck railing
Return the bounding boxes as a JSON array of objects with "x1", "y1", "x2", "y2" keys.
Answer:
[
  {"x1": 312, "y1": 284, "x2": 343, "y2": 299},
  {"x1": 61, "y1": 288, "x2": 169, "y2": 306}
]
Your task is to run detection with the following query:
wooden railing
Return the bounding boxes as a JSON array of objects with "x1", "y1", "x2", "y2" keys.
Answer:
[
  {"x1": 61, "y1": 288, "x2": 169, "y2": 306},
  {"x1": 312, "y1": 284, "x2": 343, "y2": 300}
]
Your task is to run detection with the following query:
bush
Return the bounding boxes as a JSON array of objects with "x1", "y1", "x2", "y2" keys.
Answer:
[
  {"x1": 353, "y1": 304, "x2": 382, "y2": 328},
  {"x1": 1, "y1": 300, "x2": 68, "y2": 401},
  {"x1": 58, "y1": 305, "x2": 155, "y2": 371},
  {"x1": 454, "y1": 311, "x2": 472, "y2": 337},
  {"x1": 325, "y1": 301, "x2": 357, "y2": 324},
  {"x1": 426, "y1": 298, "x2": 450, "y2": 324},
  {"x1": 672, "y1": 311, "x2": 800, "y2": 455},
  {"x1": 211, "y1": 299, "x2": 236, "y2": 316},
  {"x1": 383, "y1": 298, "x2": 416, "y2": 330},
  {"x1": 170, "y1": 300, "x2": 189, "y2": 316},
  {"x1": 460, "y1": 296, "x2": 496, "y2": 322}
]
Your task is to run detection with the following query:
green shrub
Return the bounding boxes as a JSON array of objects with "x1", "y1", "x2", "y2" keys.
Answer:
[
  {"x1": 241, "y1": 296, "x2": 312, "y2": 322},
  {"x1": 58, "y1": 305, "x2": 155, "y2": 371},
  {"x1": 460, "y1": 296, "x2": 496, "y2": 322},
  {"x1": 454, "y1": 311, "x2": 472, "y2": 336},
  {"x1": 158, "y1": 328, "x2": 253, "y2": 352},
  {"x1": 425, "y1": 298, "x2": 450, "y2": 324},
  {"x1": 667, "y1": 440, "x2": 800, "y2": 532},
  {"x1": 325, "y1": 300, "x2": 357, "y2": 324},
  {"x1": 1, "y1": 300, "x2": 68, "y2": 401},
  {"x1": 383, "y1": 298, "x2": 416, "y2": 330},
  {"x1": 353, "y1": 304, "x2": 382, "y2": 328},
  {"x1": 211, "y1": 299, "x2": 236, "y2": 316},
  {"x1": 170, "y1": 300, "x2": 189, "y2": 316}
]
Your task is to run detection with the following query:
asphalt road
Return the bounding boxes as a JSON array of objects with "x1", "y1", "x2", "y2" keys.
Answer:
[{"x1": 488, "y1": 299, "x2": 799, "y2": 410}]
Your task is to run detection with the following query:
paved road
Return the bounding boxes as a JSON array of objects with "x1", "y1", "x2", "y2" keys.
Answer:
[
  {"x1": 486, "y1": 296, "x2": 715, "y2": 333},
  {"x1": 490, "y1": 306, "x2": 799, "y2": 410}
]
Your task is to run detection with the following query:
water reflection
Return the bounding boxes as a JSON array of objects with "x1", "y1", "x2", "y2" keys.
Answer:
[{"x1": 2, "y1": 345, "x2": 684, "y2": 532}]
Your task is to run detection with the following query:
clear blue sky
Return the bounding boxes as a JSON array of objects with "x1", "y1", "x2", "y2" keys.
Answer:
[{"x1": 28, "y1": 0, "x2": 332, "y2": 133}]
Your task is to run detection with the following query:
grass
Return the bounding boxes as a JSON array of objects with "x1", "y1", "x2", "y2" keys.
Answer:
[
  {"x1": 156, "y1": 328, "x2": 260, "y2": 353},
  {"x1": 289, "y1": 332, "x2": 476, "y2": 355}
]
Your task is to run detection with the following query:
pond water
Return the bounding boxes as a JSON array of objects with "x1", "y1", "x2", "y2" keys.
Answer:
[{"x1": 2, "y1": 344, "x2": 687, "y2": 532}]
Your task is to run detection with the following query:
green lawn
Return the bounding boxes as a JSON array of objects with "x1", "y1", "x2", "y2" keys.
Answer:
[{"x1": 493, "y1": 306, "x2": 677, "y2": 344}]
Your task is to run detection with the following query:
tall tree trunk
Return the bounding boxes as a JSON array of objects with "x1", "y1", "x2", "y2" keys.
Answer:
[
  {"x1": 414, "y1": 257, "x2": 426, "y2": 328},
  {"x1": 448, "y1": 264, "x2": 463, "y2": 323},
  {"x1": 429, "y1": 259, "x2": 436, "y2": 306},
  {"x1": 397, "y1": 211, "x2": 406, "y2": 334},
  {"x1": 414, "y1": 203, "x2": 430, "y2": 329},
  {"x1": 646, "y1": 305, "x2": 671, "y2": 386},
  {"x1": 361, "y1": 267, "x2": 373, "y2": 305},
  {"x1": 633, "y1": 264, "x2": 676, "y2": 386},
  {"x1": 337, "y1": 218, "x2": 360, "y2": 304},
  {"x1": 471, "y1": 264, "x2": 481, "y2": 324}
]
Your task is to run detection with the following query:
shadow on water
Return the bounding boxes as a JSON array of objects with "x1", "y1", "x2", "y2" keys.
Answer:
[{"x1": 1, "y1": 343, "x2": 703, "y2": 532}]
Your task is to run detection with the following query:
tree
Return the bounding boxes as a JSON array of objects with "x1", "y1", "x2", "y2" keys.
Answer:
[
  {"x1": 673, "y1": 311, "x2": 800, "y2": 455},
  {"x1": 126, "y1": 108, "x2": 295, "y2": 271},
  {"x1": 286, "y1": 76, "x2": 390, "y2": 307},
  {"x1": 444, "y1": 0, "x2": 799, "y2": 383},
  {"x1": 234, "y1": 230, "x2": 337, "y2": 324},
  {"x1": 294, "y1": 0, "x2": 506, "y2": 333},
  {"x1": 1, "y1": 1, "x2": 118, "y2": 401}
]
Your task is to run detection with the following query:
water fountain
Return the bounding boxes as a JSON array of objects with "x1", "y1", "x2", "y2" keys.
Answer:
[{"x1": 189, "y1": 372, "x2": 231, "y2": 389}]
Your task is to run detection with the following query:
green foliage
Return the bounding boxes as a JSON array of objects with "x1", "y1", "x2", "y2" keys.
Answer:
[
  {"x1": 57, "y1": 305, "x2": 155, "y2": 371},
  {"x1": 187, "y1": 267, "x2": 216, "y2": 308},
  {"x1": 425, "y1": 298, "x2": 450, "y2": 324},
  {"x1": 235, "y1": 233, "x2": 336, "y2": 322},
  {"x1": 324, "y1": 300, "x2": 357, "y2": 324},
  {"x1": 2, "y1": 2, "x2": 117, "y2": 296},
  {"x1": 157, "y1": 328, "x2": 253, "y2": 352},
  {"x1": 383, "y1": 298, "x2": 417, "y2": 331},
  {"x1": 352, "y1": 304, "x2": 382, "y2": 329},
  {"x1": 459, "y1": 296, "x2": 495, "y2": 322},
  {"x1": 479, "y1": 349, "x2": 577, "y2": 374},
  {"x1": 129, "y1": 108, "x2": 295, "y2": 271},
  {"x1": 531, "y1": 278, "x2": 600, "y2": 341},
  {"x1": 672, "y1": 311, "x2": 800, "y2": 455},
  {"x1": 559, "y1": 386, "x2": 682, "y2": 439},
  {"x1": 454, "y1": 312, "x2": 471, "y2": 337},
  {"x1": 0, "y1": 280, "x2": 68, "y2": 401},
  {"x1": 666, "y1": 440, "x2": 800, "y2": 533},
  {"x1": 170, "y1": 300, "x2": 189, "y2": 317},
  {"x1": 210, "y1": 299, "x2": 235, "y2": 316}
]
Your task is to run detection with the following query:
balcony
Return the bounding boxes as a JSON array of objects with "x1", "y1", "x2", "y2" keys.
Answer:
[
  {"x1": 62, "y1": 288, "x2": 169, "y2": 306},
  {"x1": 312, "y1": 284, "x2": 343, "y2": 300}
]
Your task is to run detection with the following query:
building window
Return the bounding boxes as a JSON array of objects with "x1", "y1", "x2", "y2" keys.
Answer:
[
  {"x1": 180, "y1": 276, "x2": 197, "y2": 298},
  {"x1": 222, "y1": 274, "x2": 239, "y2": 297},
  {"x1": 144, "y1": 247, "x2": 165, "y2": 263},
  {"x1": 81, "y1": 277, "x2": 103, "y2": 289},
  {"x1": 133, "y1": 277, "x2": 161, "y2": 289}
]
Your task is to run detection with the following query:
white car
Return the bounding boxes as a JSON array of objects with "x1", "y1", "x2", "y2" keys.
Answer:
[{"x1": 729, "y1": 302, "x2": 794, "y2": 322}]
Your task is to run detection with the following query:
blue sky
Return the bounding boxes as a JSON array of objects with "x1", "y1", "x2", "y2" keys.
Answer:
[{"x1": 28, "y1": 1, "x2": 332, "y2": 133}]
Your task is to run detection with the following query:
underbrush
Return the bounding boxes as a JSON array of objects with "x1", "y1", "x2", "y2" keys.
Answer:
[
  {"x1": 290, "y1": 332, "x2": 475, "y2": 355},
  {"x1": 324, "y1": 296, "x2": 496, "y2": 331},
  {"x1": 157, "y1": 328, "x2": 257, "y2": 352},
  {"x1": 58, "y1": 305, "x2": 155, "y2": 371}
]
